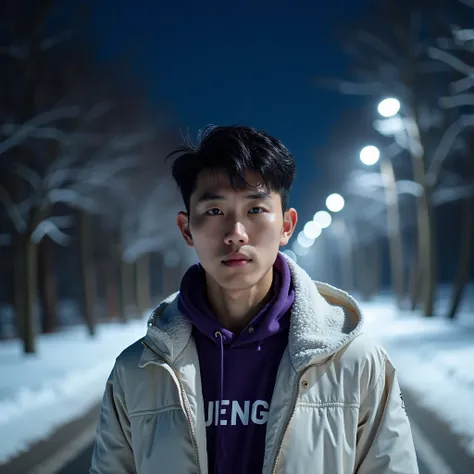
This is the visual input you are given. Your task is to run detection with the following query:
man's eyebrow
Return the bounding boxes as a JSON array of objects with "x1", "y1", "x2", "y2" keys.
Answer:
[
  {"x1": 196, "y1": 189, "x2": 271, "y2": 204},
  {"x1": 246, "y1": 190, "x2": 271, "y2": 200}
]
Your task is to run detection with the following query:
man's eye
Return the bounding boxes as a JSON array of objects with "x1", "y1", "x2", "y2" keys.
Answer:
[
  {"x1": 249, "y1": 207, "x2": 264, "y2": 214},
  {"x1": 205, "y1": 208, "x2": 223, "y2": 216}
]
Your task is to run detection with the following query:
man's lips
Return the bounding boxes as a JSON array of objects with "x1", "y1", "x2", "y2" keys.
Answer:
[
  {"x1": 222, "y1": 253, "x2": 251, "y2": 262},
  {"x1": 222, "y1": 259, "x2": 251, "y2": 267},
  {"x1": 222, "y1": 253, "x2": 252, "y2": 266}
]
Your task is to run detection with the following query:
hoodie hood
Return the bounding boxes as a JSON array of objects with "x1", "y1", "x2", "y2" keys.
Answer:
[
  {"x1": 177, "y1": 253, "x2": 294, "y2": 348},
  {"x1": 143, "y1": 252, "x2": 364, "y2": 372}
]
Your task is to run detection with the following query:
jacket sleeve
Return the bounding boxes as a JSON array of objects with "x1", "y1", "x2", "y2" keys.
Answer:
[
  {"x1": 90, "y1": 362, "x2": 135, "y2": 474},
  {"x1": 354, "y1": 350, "x2": 419, "y2": 474}
]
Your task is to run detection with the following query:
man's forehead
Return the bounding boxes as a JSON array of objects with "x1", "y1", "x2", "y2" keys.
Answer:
[{"x1": 193, "y1": 169, "x2": 268, "y2": 193}]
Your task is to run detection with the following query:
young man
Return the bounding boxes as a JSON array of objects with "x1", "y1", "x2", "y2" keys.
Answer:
[{"x1": 90, "y1": 126, "x2": 419, "y2": 474}]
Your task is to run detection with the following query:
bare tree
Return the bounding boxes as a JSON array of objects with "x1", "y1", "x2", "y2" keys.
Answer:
[
  {"x1": 0, "y1": 0, "x2": 97, "y2": 351},
  {"x1": 428, "y1": 7, "x2": 474, "y2": 318},
  {"x1": 318, "y1": 0, "x2": 472, "y2": 316}
]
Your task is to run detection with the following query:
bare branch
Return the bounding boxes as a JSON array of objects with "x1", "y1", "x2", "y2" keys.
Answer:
[
  {"x1": 1, "y1": 124, "x2": 69, "y2": 142},
  {"x1": 431, "y1": 184, "x2": 474, "y2": 206},
  {"x1": 48, "y1": 215, "x2": 74, "y2": 228},
  {"x1": 396, "y1": 180, "x2": 423, "y2": 197},
  {"x1": 17, "y1": 196, "x2": 36, "y2": 217},
  {"x1": 31, "y1": 219, "x2": 70, "y2": 246},
  {"x1": 84, "y1": 102, "x2": 112, "y2": 123},
  {"x1": 123, "y1": 235, "x2": 170, "y2": 263},
  {"x1": 347, "y1": 171, "x2": 422, "y2": 199},
  {"x1": 439, "y1": 94, "x2": 474, "y2": 109},
  {"x1": 436, "y1": 37, "x2": 460, "y2": 50},
  {"x1": 0, "y1": 185, "x2": 27, "y2": 233},
  {"x1": 373, "y1": 116, "x2": 405, "y2": 136},
  {"x1": 383, "y1": 141, "x2": 404, "y2": 159},
  {"x1": 452, "y1": 74, "x2": 474, "y2": 94},
  {"x1": 44, "y1": 156, "x2": 78, "y2": 190},
  {"x1": 47, "y1": 189, "x2": 100, "y2": 213},
  {"x1": 453, "y1": 27, "x2": 474, "y2": 43},
  {"x1": 355, "y1": 30, "x2": 398, "y2": 60},
  {"x1": 13, "y1": 163, "x2": 42, "y2": 191},
  {"x1": 0, "y1": 106, "x2": 80, "y2": 155},
  {"x1": 426, "y1": 115, "x2": 474, "y2": 187},
  {"x1": 427, "y1": 46, "x2": 473, "y2": 76}
]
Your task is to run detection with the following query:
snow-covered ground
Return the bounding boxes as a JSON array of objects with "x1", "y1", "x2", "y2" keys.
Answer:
[
  {"x1": 0, "y1": 285, "x2": 473, "y2": 464},
  {"x1": 0, "y1": 316, "x2": 149, "y2": 464},
  {"x1": 363, "y1": 294, "x2": 474, "y2": 455}
]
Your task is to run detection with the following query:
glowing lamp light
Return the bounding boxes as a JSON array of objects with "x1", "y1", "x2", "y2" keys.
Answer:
[
  {"x1": 313, "y1": 210, "x2": 332, "y2": 229},
  {"x1": 378, "y1": 98, "x2": 401, "y2": 118},
  {"x1": 326, "y1": 193, "x2": 345, "y2": 213},
  {"x1": 303, "y1": 221, "x2": 322, "y2": 240},
  {"x1": 360, "y1": 145, "x2": 380, "y2": 166},
  {"x1": 297, "y1": 231, "x2": 315, "y2": 248},
  {"x1": 292, "y1": 241, "x2": 310, "y2": 257}
]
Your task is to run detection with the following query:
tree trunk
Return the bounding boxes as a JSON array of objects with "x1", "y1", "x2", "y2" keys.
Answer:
[
  {"x1": 162, "y1": 261, "x2": 182, "y2": 297},
  {"x1": 408, "y1": 231, "x2": 421, "y2": 310},
  {"x1": 106, "y1": 261, "x2": 119, "y2": 320},
  {"x1": 334, "y1": 222, "x2": 354, "y2": 293},
  {"x1": 15, "y1": 235, "x2": 37, "y2": 353},
  {"x1": 119, "y1": 259, "x2": 135, "y2": 322},
  {"x1": 380, "y1": 158, "x2": 405, "y2": 308},
  {"x1": 368, "y1": 237, "x2": 381, "y2": 297},
  {"x1": 38, "y1": 238, "x2": 57, "y2": 333},
  {"x1": 79, "y1": 211, "x2": 96, "y2": 336},
  {"x1": 408, "y1": 115, "x2": 437, "y2": 317},
  {"x1": 417, "y1": 192, "x2": 436, "y2": 317},
  {"x1": 354, "y1": 242, "x2": 371, "y2": 301},
  {"x1": 448, "y1": 152, "x2": 474, "y2": 319},
  {"x1": 135, "y1": 253, "x2": 151, "y2": 318},
  {"x1": 150, "y1": 252, "x2": 164, "y2": 304}
]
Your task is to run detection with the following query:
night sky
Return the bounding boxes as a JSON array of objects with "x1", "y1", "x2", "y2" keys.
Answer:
[{"x1": 92, "y1": 0, "x2": 366, "y2": 225}]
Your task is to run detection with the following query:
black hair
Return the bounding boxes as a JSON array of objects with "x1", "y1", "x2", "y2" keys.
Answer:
[{"x1": 166, "y1": 125, "x2": 296, "y2": 213}]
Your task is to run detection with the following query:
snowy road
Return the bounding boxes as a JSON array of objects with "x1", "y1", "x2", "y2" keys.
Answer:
[
  {"x1": 1, "y1": 289, "x2": 473, "y2": 473},
  {"x1": 3, "y1": 390, "x2": 473, "y2": 474}
]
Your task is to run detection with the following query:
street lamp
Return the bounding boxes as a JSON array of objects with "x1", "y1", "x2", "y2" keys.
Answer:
[
  {"x1": 313, "y1": 210, "x2": 332, "y2": 229},
  {"x1": 303, "y1": 221, "x2": 322, "y2": 240},
  {"x1": 377, "y1": 98, "x2": 400, "y2": 118},
  {"x1": 297, "y1": 231, "x2": 314, "y2": 248},
  {"x1": 326, "y1": 193, "x2": 345, "y2": 213},
  {"x1": 360, "y1": 145, "x2": 380, "y2": 166}
]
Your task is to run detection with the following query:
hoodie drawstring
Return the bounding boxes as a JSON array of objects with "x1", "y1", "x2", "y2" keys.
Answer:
[{"x1": 214, "y1": 331, "x2": 226, "y2": 473}]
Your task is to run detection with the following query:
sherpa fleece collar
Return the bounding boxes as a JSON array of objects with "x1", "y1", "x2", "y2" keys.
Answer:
[{"x1": 141, "y1": 252, "x2": 364, "y2": 372}]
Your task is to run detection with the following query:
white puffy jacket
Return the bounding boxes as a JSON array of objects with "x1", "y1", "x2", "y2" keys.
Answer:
[{"x1": 90, "y1": 254, "x2": 419, "y2": 474}]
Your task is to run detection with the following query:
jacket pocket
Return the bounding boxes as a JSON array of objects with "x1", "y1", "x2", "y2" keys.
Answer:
[
  {"x1": 277, "y1": 404, "x2": 359, "y2": 474},
  {"x1": 129, "y1": 405, "x2": 199, "y2": 474}
]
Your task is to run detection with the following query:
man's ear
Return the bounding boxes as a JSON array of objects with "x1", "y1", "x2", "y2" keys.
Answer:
[
  {"x1": 280, "y1": 208, "x2": 297, "y2": 246},
  {"x1": 177, "y1": 211, "x2": 194, "y2": 247}
]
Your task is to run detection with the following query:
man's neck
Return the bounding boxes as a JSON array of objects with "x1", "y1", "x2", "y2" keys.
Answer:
[{"x1": 205, "y1": 269, "x2": 274, "y2": 333}]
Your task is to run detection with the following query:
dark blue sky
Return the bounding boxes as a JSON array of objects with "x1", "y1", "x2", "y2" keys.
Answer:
[{"x1": 93, "y1": 0, "x2": 365, "y2": 224}]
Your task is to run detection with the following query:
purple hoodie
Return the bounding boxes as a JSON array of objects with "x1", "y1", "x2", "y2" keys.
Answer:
[{"x1": 178, "y1": 253, "x2": 295, "y2": 474}]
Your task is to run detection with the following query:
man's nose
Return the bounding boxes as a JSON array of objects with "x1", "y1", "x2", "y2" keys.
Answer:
[{"x1": 224, "y1": 222, "x2": 249, "y2": 245}]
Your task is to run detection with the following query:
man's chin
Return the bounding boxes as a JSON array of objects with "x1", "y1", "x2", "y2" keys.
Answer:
[{"x1": 212, "y1": 273, "x2": 258, "y2": 292}]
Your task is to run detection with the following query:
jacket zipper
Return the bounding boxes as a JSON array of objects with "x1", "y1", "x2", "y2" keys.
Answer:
[
  {"x1": 141, "y1": 340, "x2": 202, "y2": 474},
  {"x1": 270, "y1": 355, "x2": 336, "y2": 473}
]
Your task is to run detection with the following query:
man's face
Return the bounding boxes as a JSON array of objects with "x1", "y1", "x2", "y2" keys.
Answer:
[{"x1": 177, "y1": 170, "x2": 297, "y2": 291}]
